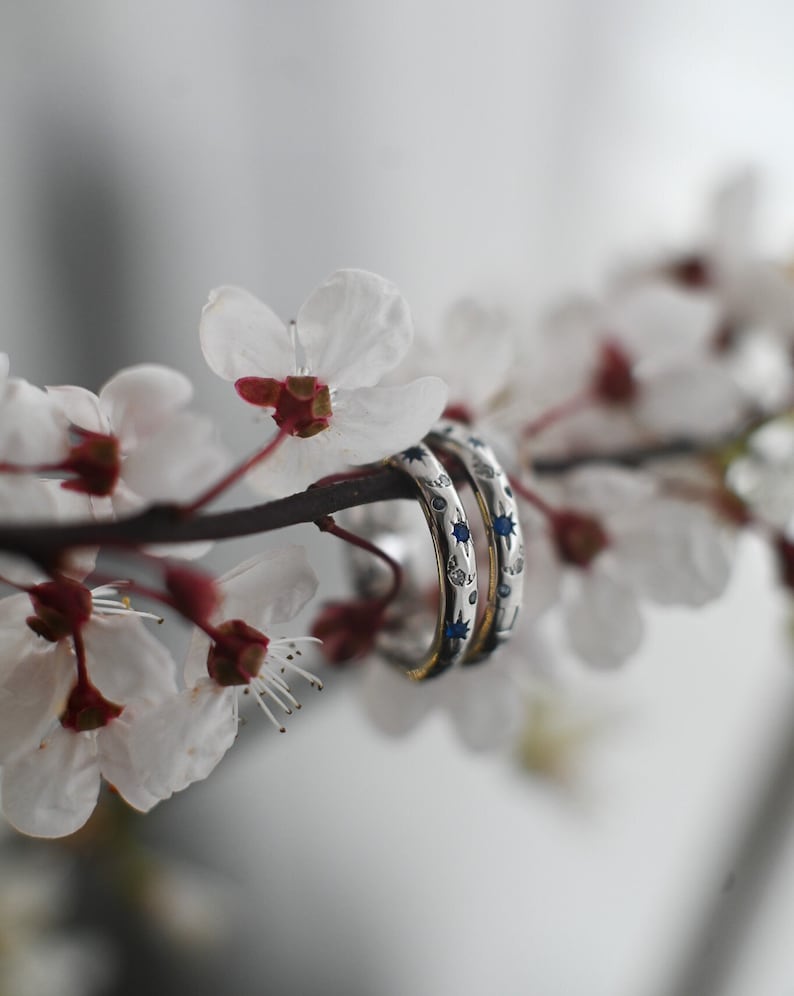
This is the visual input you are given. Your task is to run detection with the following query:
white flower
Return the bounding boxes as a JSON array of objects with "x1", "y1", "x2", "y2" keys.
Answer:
[
  {"x1": 46, "y1": 364, "x2": 228, "y2": 512},
  {"x1": 0, "y1": 584, "x2": 178, "y2": 837},
  {"x1": 128, "y1": 546, "x2": 320, "y2": 801},
  {"x1": 199, "y1": 269, "x2": 448, "y2": 496},
  {"x1": 361, "y1": 617, "x2": 549, "y2": 752},
  {"x1": 526, "y1": 280, "x2": 746, "y2": 454},
  {"x1": 519, "y1": 467, "x2": 733, "y2": 668}
]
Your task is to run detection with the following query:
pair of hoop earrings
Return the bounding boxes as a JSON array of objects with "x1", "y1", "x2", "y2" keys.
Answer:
[{"x1": 356, "y1": 418, "x2": 525, "y2": 681}]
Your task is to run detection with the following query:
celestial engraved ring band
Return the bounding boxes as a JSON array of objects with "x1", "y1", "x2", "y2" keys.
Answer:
[
  {"x1": 384, "y1": 445, "x2": 479, "y2": 680},
  {"x1": 427, "y1": 420, "x2": 525, "y2": 662}
]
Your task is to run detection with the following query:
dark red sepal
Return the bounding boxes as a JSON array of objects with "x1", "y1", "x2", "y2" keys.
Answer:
[
  {"x1": 61, "y1": 680, "x2": 123, "y2": 732},
  {"x1": 207, "y1": 619, "x2": 270, "y2": 686}
]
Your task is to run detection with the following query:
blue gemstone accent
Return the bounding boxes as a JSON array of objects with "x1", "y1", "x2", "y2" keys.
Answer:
[
  {"x1": 468, "y1": 590, "x2": 478, "y2": 604},
  {"x1": 497, "y1": 582, "x2": 511, "y2": 598},
  {"x1": 493, "y1": 514, "x2": 516, "y2": 537},
  {"x1": 401, "y1": 446, "x2": 427, "y2": 463},
  {"x1": 431, "y1": 496, "x2": 447, "y2": 511},
  {"x1": 504, "y1": 485, "x2": 513, "y2": 497},
  {"x1": 444, "y1": 619, "x2": 470, "y2": 640},
  {"x1": 452, "y1": 521, "x2": 471, "y2": 544},
  {"x1": 468, "y1": 436, "x2": 485, "y2": 448}
]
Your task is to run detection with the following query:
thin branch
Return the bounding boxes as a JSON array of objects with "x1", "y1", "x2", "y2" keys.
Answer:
[
  {"x1": 0, "y1": 466, "x2": 416, "y2": 566},
  {"x1": 0, "y1": 433, "x2": 737, "y2": 565}
]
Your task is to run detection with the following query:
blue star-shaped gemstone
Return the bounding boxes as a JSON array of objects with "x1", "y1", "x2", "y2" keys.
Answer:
[
  {"x1": 452, "y1": 521, "x2": 471, "y2": 544},
  {"x1": 401, "y1": 446, "x2": 427, "y2": 463},
  {"x1": 493, "y1": 513, "x2": 516, "y2": 537},
  {"x1": 444, "y1": 618, "x2": 470, "y2": 640}
]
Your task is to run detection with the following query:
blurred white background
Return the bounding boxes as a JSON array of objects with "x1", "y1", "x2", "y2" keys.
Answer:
[{"x1": 3, "y1": 2, "x2": 794, "y2": 994}]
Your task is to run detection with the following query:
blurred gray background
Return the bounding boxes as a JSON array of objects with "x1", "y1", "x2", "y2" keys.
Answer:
[{"x1": 3, "y1": 2, "x2": 794, "y2": 994}]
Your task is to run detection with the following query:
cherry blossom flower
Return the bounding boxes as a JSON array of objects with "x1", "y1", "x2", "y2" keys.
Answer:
[
  {"x1": 361, "y1": 618, "x2": 550, "y2": 752},
  {"x1": 46, "y1": 364, "x2": 228, "y2": 515},
  {"x1": 128, "y1": 546, "x2": 320, "y2": 802},
  {"x1": 394, "y1": 297, "x2": 524, "y2": 469},
  {"x1": 517, "y1": 467, "x2": 733, "y2": 668},
  {"x1": 199, "y1": 269, "x2": 448, "y2": 496},
  {"x1": 523, "y1": 280, "x2": 746, "y2": 457},
  {"x1": 0, "y1": 581, "x2": 178, "y2": 837}
]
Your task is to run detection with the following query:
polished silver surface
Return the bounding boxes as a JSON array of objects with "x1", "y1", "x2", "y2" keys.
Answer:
[
  {"x1": 377, "y1": 445, "x2": 479, "y2": 680},
  {"x1": 428, "y1": 419, "x2": 524, "y2": 662}
]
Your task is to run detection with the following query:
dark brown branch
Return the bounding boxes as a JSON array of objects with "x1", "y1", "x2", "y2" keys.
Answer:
[
  {"x1": 531, "y1": 436, "x2": 703, "y2": 474},
  {"x1": 0, "y1": 465, "x2": 415, "y2": 566},
  {"x1": 0, "y1": 434, "x2": 731, "y2": 566}
]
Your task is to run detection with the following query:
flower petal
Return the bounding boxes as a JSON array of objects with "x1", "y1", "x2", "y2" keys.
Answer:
[
  {"x1": 2, "y1": 727, "x2": 101, "y2": 838},
  {"x1": 638, "y1": 363, "x2": 745, "y2": 438},
  {"x1": 330, "y1": 377, "x2": 448, "y2": 463},
  {"x1": 564, "y1": 568, "x2": 644, "y2": 668},
  {"x1": 45, "y1": 385, "x2": 109, "y2": 434},
  {"x1": 0, "y1": 639, "x2": 74, "y2": 763},
  {"x1": 612, "y1": 282, "x2": 719, "y2": 361},
  {"x1": 98, "y1": 364, "x2": 194, "y2": 449},
  {"x1": 444, "y1": 666, "x2": 524, "y2": 752},
  {"x1": 97, "y1": 715, "x2": 161, "y2": 812},
  {"x1": 360, "y1": 659, "x2": 434, "y2": 737},
  {"x1": 296, "y1": 270, "x2": 413, "y2": 389},
  {"x1": 244, "y1": 433, "x2": 344, "y2": 497},
  {"x1": 128, "y1": 681, "x2": 237, "y2": 800},
  {"x1": 121, "y1": 412, "x2": 229, "y2": 502},
  {"x1": 84, "y1": 616, "x2": 178, "y2": 707},
  {"x1": 200, "y1": 286, "x2": 293, "y2": 382},
  {"x1": 615, "y1": 500, "x2": 732, "y2": 606},
  {"x1": 0, "y1": 379, "x2": 70, "y2": 463},
  {"x1": 217, "y1": 545, "x2": 318, "y2": 630}
]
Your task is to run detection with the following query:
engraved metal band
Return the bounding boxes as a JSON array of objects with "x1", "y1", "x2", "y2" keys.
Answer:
[
  {"x1": 427, "y1": 419, "x2": 524, "y2": 662},
  {"x1": 383, "y1": 445, "x2": 478, "y2": 680}
]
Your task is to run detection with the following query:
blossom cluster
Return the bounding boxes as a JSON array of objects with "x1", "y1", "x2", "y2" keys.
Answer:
[{"x1": 0, "y1": 178, "x2": 793, "y2": 837}]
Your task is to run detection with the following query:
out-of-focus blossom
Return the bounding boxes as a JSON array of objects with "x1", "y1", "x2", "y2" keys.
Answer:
[
  {"x1": 517, "y1": 467, "x2": 733, "y2": 667},
  {"x1": 523, "y1": 280, "x2": 746, "y2": 456},
  {"x1": 46, "y1": 364, "x2": 229, "y2": 515}
]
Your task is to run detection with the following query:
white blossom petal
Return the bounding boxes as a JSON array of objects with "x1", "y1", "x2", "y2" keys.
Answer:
[
  {"x1": 0, "y1": 639, "x2": 74, "y2": 763},
  {"x1": 444, "y1": 665, "x2": 524, "y2": 751},
  {"x1": 330, "y1": 377, "x2": 448, "y2": 463},
  {"x1": 216, "y1": 545, "x2": 318, "y2": 630},
  {"x1": 564, "y1": 568, "x2": 644, "y2": 668},
  {"x1": 99, "y1": 364, "x2": 194, "y2": 449},
  {"x1": 520, "y1": 527, "x2": 562, "y2": 620},
  {"x1": 0, "y1": 379, "x2": 70, "y2": 464},
  {"x1": 361, "y1": 659, "x2": 434, "y2": 737},
  {"x1": 296, "y1": 270, "x2": 413, "y2": 389},
  {"x1": 244, "y1": 432, "x2": 345, "y2": 497},
  {"x1": 638, "y1": 363, "x2": 745, "y2": 438},
  {"x1": 120, "y1": 412, "x2": 228, "y2": 502},
  {"x1": 97, "y1": 716, "x2": 161, "y2": 812},
  {"x1": 200, "y1": 286, "x2": 293, "y2": 381},
  {"x1": 613, "y1": 282, "x2": 719, "y2": 362},
  {"x1": 2, "y1": 727, "x2": 101, "y2": 838},
  {"x1": 0, "y1": 478, "x2": 61, "y2": 587},
  {"x1": 128, "y1": 681, "x2": 237, "y2": 800},
  {"x1": 615, "y1": 501, "x2": 732, "y2": 606},
  {"x1": 45, "y1": 385, "x2": 109, "y2": 435},
  {"x1": 84, "y1": 616, "x2": 177, "y2": 707},
  {"x1": 437, "y1": 299, "x2": 517, "y2": 410}
]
